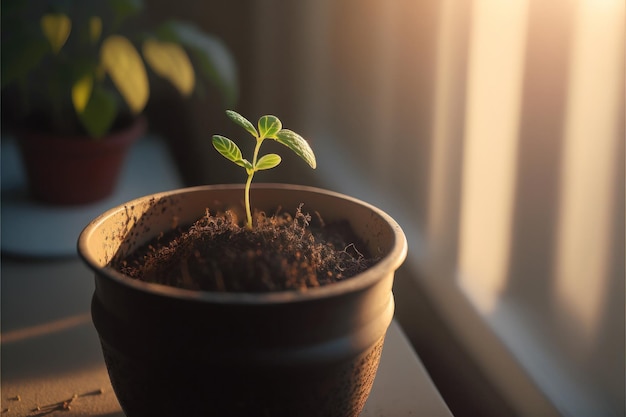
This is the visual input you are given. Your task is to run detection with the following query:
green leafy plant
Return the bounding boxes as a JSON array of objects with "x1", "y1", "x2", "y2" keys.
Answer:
[
  {"x1": 1, "y1": 0, "x2": 237, "y2": 138},
  {"x1": 212, "y1": 110, "x2": 317, "y2": 229}
]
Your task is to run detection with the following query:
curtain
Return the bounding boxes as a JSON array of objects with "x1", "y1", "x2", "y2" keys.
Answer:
[{"x1": 246, "y1": 0, "x2": 624, "y2": 415}]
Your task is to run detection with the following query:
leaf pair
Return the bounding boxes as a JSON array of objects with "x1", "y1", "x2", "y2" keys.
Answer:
[
  {"x1": 211, "y1": 110, "x2": 316, "y2": 229},
  {"x1": 212, "y1": 135, "x2": 282, "y2": 173},
  {"x1": 216, "y1": 110, "x2": 316, "y2": 170},
  {"x1": 212, "y1": 135, "x2": 282, "y2": 172}
]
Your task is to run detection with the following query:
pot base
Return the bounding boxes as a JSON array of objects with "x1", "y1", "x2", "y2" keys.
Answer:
[{"x1": 99, "y1": 333, "x2": 384, "y2": 417}]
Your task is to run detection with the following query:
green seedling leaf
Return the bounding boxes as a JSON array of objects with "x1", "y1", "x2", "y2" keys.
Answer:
[
  {"x1": 40, "y1": 13, "x2": 71, "y2": 54},
  {"x1": 143, "y1": 39, "x2": 195, "y2": 96},
  {"x1": 255, "y1": 153, "x2": 281, "y2": 171},
  {"x1": 226, "y1": 110, "x2": 257, "y2": 138},
  {"x1": 258, "y1": 115, "x2": 282, "y2": 138},
  {"x1": 101, "y1": 35, "x2": 149, "y2": 115},
  {"x1": 212, "y1": 135, "x2": 249, "y2": 168},
  {"x1": 274, "y1": 129, "x2": 317, "y2": 169}
]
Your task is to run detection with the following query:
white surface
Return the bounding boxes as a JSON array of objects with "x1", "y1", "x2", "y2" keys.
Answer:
[
  {"x1": 1, "y1": 257, "x2": 453, "y2": 417},
  {"x1": 1, "y1": 135, "x2": 183, "y2": 257},
  {"x1": 363, "y1": 321, "x2": 454, "y2": 417}
]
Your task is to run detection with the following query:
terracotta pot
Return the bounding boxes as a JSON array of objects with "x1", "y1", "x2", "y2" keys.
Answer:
[
  {"x1": 78, "y1": 184, "x2": 407, "y2": 417},
  {"x1": 16, "y1": 117, "x2": 146, "y2": 205}
]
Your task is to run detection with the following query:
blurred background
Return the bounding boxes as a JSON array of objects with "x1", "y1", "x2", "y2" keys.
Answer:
[
  {"x1": 145, "y1": 2, "x2": 624, "y2": 415},
  {"x1": 3, "y1": 0, "x2": 624, "y2": 416}
]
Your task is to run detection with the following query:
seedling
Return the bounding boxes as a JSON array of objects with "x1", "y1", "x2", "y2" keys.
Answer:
[{"x1": 212, "y1": 110, "x2": 316, "y2": 229}]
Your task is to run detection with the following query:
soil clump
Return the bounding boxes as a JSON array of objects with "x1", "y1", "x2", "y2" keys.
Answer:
[{"x1": 115, "y1": 206, "x2": 376, "y2": 292}]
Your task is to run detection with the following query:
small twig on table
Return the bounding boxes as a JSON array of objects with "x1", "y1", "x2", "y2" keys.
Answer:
[{"x1": 30, "y1": 389, "x2": 104, "y2": 416}]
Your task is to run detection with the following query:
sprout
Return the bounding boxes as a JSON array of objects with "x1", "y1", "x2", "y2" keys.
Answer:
[{"x1": 212, "y1": 110, "x2": 316, "y2": 229}]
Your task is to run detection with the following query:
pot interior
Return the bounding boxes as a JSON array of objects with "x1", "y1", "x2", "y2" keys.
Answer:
[{"x1": 79, "y1": 184, "x2": 406, "y2": 294}]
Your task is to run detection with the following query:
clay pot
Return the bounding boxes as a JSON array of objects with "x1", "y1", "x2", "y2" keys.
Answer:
[
  {"x1": 78, "y1": 184, "x2": 407, "y2": 417},
  {"x1": 16, "y1": 117, "x2": 146, "y2": 205}
]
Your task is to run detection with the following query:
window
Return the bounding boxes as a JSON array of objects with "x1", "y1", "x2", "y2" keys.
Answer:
[{"x1": 246, "y1": 1, "x2": 625, "y2": 416}]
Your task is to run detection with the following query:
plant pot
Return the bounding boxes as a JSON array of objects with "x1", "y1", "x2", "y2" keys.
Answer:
[
  {"x1": 78, "y1": 184, "x2": 407, "y2": 417},
  {"x1": 16, "y1": 117, "x2": 146, "y2": 205}
]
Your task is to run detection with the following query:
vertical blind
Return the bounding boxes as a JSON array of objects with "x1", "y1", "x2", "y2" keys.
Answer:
[{"x1": 249, "y1": 1, "x2": 624, "y2": 415}]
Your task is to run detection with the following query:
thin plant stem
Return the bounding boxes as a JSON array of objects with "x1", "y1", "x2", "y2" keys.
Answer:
[
  {"x1": 244, "y1": 171, "x2": 254, "y2": 229},
  {"x1": 245, "y1": 137, "x2": 264, "y2": 229}
]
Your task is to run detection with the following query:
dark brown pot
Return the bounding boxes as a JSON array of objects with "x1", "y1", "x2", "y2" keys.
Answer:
[
  {"x1": 16, "y1": 117, "x2": 146, "y2": 205},
  {"x1": 78, "y1": 184, "x2": 407, "y2": 417}
]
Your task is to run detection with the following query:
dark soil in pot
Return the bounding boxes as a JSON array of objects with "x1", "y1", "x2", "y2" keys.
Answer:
[{"x1": 113, "y1": 205, "x2": 377, "y2": 292}]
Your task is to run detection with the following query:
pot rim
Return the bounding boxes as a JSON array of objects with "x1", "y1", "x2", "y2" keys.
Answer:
[{"x1": 77, "y1": 183, "x2": 407, "y2": 305}]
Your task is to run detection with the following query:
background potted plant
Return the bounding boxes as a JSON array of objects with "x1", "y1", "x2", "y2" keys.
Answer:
[
  {"x1": 78, "y1": 111, "x2": 408, "y2": 417},
  {"x1": 1, "y1": 0, "x2": 237, "y2": 204}
]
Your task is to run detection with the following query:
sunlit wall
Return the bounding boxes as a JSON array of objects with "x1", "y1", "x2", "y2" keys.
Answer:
[{"x1": 158, "y1": 0, "x2": 624, "y2": 415}]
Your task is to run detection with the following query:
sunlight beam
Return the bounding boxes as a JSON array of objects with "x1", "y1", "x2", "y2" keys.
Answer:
[
  {"x1": 457, "y1": 0, "x2": 529, "y2": 313},
  {"x1": 2, "y1": 313, "x2": 92, "y2": 344},
  {"x1": 554, "y1": 0, "x2": 624, "y2": 342}
]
